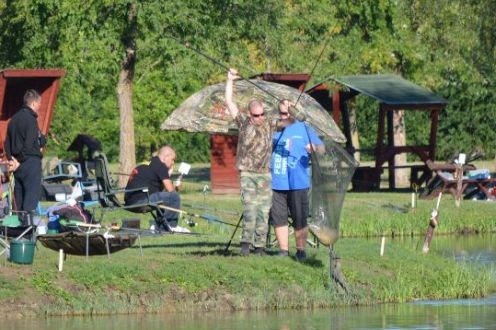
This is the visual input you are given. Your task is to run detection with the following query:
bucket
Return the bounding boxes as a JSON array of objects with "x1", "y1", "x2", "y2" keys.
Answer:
[{"x1": 9, "y1": 239, "x2": 36, "y2": 264}]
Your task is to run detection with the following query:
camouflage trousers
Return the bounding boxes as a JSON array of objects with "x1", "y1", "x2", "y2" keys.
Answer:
[{"x1": 239, "y1": 171, "x2": 272, "y2": 248}]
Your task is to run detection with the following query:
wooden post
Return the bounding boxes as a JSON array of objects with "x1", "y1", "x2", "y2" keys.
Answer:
[
  {"x1": 422, "y1": 193, "x2": 442, "y2": 254},
  {"x1": 455, "y1": 165, "x2": 463, "y2": 208}
]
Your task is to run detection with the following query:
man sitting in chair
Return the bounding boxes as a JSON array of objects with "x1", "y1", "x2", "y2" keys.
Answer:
[{"x1": 124, "y1": 145, "x2": 181, "y2": 230}]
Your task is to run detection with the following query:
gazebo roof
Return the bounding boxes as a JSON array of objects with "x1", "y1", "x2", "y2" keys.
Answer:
[{"x1": 331, "y1": 74, "x2": 447, "y2": 106}]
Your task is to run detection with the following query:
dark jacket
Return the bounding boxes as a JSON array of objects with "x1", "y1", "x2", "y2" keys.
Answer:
[{"x1": 4, "y1": 106, "x2": 45, "y2": 162}]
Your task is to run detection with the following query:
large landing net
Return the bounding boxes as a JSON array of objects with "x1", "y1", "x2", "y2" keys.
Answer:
[{"x1": 309, "y1": 139, "x2": 358, "y2": 246}]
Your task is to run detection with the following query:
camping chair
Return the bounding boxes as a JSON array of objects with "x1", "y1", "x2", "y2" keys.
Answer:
[{"x1": 93, "y1": 152, "x2": 173, "y2": 232}]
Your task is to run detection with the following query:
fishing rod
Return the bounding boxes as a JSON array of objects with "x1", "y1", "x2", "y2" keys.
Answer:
[
  {"x1": 118, "y1": 225, "x2": 203, "y2": 237},
  {"x1": 304, "y1": 76, "x2": 334, "y2": 94},
  {"x1": 293, "y1": 33, "x2": 333, "y2": 109},
  {"x1": 166, "y1": 34, "x2": 282, "y2": 102},
  {"x1": 158, "y1": 205, "x2": 237, "y2": 227},
  {"x1": 181, "y1": 202, "x2": 241, "y2": 216}
]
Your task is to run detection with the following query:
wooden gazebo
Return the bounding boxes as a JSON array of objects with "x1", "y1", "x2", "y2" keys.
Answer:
[{"x1": 321, "y1": 74, "x2": 448, "y2": 190}]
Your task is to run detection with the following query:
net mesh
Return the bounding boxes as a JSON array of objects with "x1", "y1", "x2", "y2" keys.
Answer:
[{"x1": 309, "y1": 139, "x2": 358, "y2": 246}]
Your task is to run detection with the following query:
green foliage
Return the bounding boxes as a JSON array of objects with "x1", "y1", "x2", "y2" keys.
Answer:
[{"x1": 0, "y1": 0, "x2": 494, "y2": 161}]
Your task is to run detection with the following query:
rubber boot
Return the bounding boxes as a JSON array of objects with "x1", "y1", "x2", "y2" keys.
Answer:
[
  {"x1": 254, "y1": 247, "x2": 266, "y2": 256},
  {"x1": 240, "y1": 242, "x2": 250, "y2": 256}
]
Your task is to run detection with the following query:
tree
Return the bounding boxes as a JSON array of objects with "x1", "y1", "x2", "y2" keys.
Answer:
[{"x1": 117, "y1": 1, "x2": 137, "y2": 186}]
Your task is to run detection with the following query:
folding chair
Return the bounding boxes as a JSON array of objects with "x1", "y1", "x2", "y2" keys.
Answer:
[{"x1": 93, "y1": 152, "x2": 173, "y2": 232}]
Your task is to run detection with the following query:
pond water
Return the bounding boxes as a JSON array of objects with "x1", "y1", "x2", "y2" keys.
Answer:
[{"x1": 5, "y1": 235, "x2": 496, "y2": 329}]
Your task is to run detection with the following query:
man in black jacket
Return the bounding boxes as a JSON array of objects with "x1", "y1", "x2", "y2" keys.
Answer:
[
  {"x1": 124, "y1": 145, "x2": 181, "y2": 230},
  {"x1": 4, "y1": 89, "x2": 46, "y2": 225}
]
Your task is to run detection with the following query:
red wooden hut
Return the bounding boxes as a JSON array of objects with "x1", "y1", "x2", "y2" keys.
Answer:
[{"x1": 0, "y1": 69, "x2": 66, "y2": 157}]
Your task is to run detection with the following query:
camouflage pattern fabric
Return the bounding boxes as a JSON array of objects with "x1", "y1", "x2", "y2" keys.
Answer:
[
  {"x1": 239, "y1": 171, "x2": 272, "y2": 247},
  {"x1": 235, "y1": 113, "x2": 275, "y2": 173},
  {"x1": 161, "y1": 79, "x2": 345, "y2": 142}
]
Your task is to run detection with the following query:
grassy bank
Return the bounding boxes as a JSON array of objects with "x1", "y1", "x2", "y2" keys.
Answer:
[
  {"x1": 1, "y1": 188, "x2": 495, "y2": 317},
  {"x1": 0, "y1": 233, "x2": 494, "y2": 317}
]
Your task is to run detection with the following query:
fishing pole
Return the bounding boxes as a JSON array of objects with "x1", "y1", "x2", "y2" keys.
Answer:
[
  {"x1": 158, "y1": 205, "x2": 237, "y2": 227},
  {"x1": 166, "y1": 34, "x2": 282, "y2": 102},
  {"x1": 181, "y1": 202, "x2": 241, "y2": 216},
  {"x1": 293, "y1": 33, "x2": 333, "y2": 109},
  {"x1": 119, "y1": 225, "x2": 203, "y2": 237},
  {"x1": 291, "y1": 32, "x2": 334, "y2": 159},
  {"x1": 304, "y1": 76, "x2": 334, "y2": 94}
]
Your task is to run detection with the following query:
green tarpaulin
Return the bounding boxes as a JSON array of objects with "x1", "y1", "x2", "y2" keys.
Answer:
[{"x1": 331, "y1": 74, "x2": 447, "y2": 106}]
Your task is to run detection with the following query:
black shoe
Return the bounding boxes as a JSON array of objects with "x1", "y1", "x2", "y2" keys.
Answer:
[
  {"x1": 240, "y1": 242, "x2": 250, "y2": 256},
  {"x1": 277, "y1": 250, "x2": 289, "y2": 257},
  {"x1": 254, "y1": 247, "x2": 266, "y2": 256},
  {"x1": 296, "y1": 250, "x2": 306, "y2": 262},
  {"x1": 19, "y1": 212, "x2": 33, "y2": 227}
]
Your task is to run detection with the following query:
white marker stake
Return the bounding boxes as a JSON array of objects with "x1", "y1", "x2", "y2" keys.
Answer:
[
  {"x1": 58, "y1": 249, "x2": 64, "y2": 272},
  {"x1": 411, "y1": 192, "x2": 415, "y2": 208},
  {"x1": 380, "y1": 236, "x2": 386, "y2": 256}
]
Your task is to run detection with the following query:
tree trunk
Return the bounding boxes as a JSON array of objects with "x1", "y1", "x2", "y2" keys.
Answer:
[
  {"x1": 393, "y1": 110, "x2": 409, "y2": 187},
  {"x1": 117, "y1": 1, "x2": 137, "y2": 187}
]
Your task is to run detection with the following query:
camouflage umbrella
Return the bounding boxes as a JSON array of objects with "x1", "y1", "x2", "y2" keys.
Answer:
[{"x1": 161, "y1": 79, "x2": 346, "y2": 142}]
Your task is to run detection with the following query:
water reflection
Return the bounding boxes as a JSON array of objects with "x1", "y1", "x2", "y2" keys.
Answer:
[
  {"x1": 5, "y1": 303, "x2": 496, "y2": 330},
  {"x1": 429, "y1": 235, "x2": 496, "y2": 265},
  {"x1": 389, "y1": 234, "x2": 496, "y2": 265}
]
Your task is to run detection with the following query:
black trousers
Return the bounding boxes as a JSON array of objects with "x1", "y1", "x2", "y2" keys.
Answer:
[{"x1": 14, "y1": 156, "x2": 42, "y2": 212}]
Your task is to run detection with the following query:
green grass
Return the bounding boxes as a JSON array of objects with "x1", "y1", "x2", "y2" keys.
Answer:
[
  {"x1": 3, "y1": 163, "x2": 496, "y2": 317},
  {"x1": 1, "y1": 229, "x2": 494, "y2": 317},
  {"x1": 340, "y1": 192, "x2": 496, "y2": 238},
  {"x1": 0, "y1": 274, "x2": 23, "y2": 299}
]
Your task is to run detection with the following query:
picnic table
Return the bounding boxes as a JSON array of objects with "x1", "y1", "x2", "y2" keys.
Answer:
[{"x1": 421, "y1": 160, "x2": 496, "y2": 202}]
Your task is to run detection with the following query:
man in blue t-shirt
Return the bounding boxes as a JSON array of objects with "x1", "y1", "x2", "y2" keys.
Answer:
[{"x1": 270, "y1": 100, "x2": 324, "y2": 261}]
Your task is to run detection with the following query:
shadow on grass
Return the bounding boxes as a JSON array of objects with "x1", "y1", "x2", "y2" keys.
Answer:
[
  {"x1": 186, "y1": 248, "x2": 326, "y2": 268},
  {"x1": 130, "y1": 240, "x2": 326, "y2": 267},
  {"x1": 130, "y1": 241, "x2": 229, "y2": 250}
]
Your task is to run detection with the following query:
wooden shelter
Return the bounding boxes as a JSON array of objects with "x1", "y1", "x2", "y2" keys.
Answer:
[
  {"x1": 321, "y1": 74, "x2": 448, "y2": 190},
  {"x1": 0, "y1": 69, "x2": 66, "y2": 156}
]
